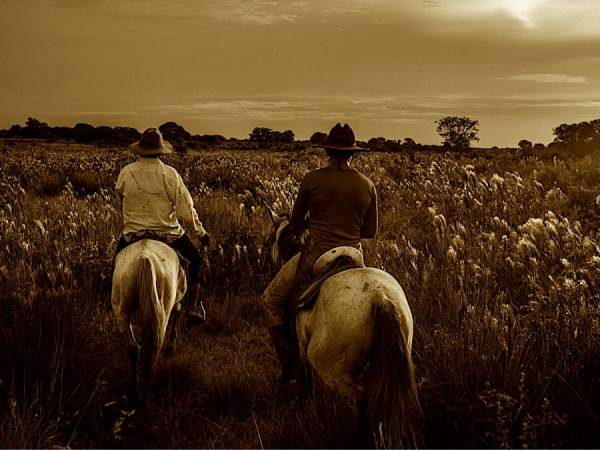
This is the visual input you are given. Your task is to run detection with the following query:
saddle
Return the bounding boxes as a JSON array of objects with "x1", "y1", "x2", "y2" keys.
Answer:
[
  {"x1": 124, "y1": 232, "x2": 190, "y2": 269},
  {"x1": 294, "y1": 246, "x2": 365, "y2": 310}
]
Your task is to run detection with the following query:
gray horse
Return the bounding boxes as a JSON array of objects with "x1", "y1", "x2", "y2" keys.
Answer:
[
  {"x1": 111, "y1": 239, "x2": 186, "y2": 404},
  {"x1": 267, "y1": 209, "x2": 423, "y2": 448}
]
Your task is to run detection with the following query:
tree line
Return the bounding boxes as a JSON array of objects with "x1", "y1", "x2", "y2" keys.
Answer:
[
  {"x1": 2, "y1": 116, "x2": 599, "y2": 155},
  {"x1": 0, "y1": 118, "x2": 229, "y2": 150}
]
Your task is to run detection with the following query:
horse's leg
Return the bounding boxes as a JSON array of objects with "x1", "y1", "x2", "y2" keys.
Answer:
[
  {"x1": 307, "y1": 343, "x2": 365, "y2": 400},
  {"x1": 163, "y1": 309, "x2": 180, "y2": 358},
  {"x1": 326, "y1": 365, "x2": 364, "y2": 400},
  {"x1": 126, "y1": 322, "x2": 141, "y2": 407},
  {"x1": 323, "y1": 366, "x2": 370, "y2": 446},
  {"x1": 309, "y1": 343, "x2": 372, "y2": 445},
  {"x1": 356, "y1": 397, "x2": 373, "y2": 448}
]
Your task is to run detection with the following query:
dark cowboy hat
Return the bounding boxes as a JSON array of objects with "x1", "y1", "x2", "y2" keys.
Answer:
[
  {"x1": 130, "y1": 127, "x2": 173, "y2": 156},
  {"x1": 320, "y1": 123, "x2": 367, "y2": 152}
]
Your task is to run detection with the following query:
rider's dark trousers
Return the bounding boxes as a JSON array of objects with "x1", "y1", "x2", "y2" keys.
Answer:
[{"x1": 261, "y1": 239, "x2": 333, "y2": 328}]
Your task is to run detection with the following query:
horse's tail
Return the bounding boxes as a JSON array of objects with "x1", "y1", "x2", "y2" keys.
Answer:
[
  {"x1": 367, "y1": 294, "x2": 423, "y2": 449},
  {"x1": 137, "y1": 254, "x2": 165, "y2": 399}
]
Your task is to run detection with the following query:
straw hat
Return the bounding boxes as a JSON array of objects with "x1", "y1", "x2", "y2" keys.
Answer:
[{"x1": 130, "y1": 127, "x2": 173, "y2": 155}]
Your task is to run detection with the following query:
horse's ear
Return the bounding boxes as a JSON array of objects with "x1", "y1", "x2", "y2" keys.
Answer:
[{"x1": 264, "y1": 203, "x2": 283, "y2": 225}]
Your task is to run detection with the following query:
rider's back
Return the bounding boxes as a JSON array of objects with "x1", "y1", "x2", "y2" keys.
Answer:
[
  {"x1": 295, "y1": 167, "x2": 376, "y2": 248},
  {"x1": 117, "y1": 158, "x2": 182, "y2": 238}
]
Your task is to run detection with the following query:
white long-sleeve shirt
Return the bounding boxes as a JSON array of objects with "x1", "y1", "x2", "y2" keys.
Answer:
[{"x1": 116, "y1": 158, "x2": 206, "y2": 241}]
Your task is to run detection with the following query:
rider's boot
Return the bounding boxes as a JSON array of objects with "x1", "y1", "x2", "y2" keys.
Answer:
[
  {"x1": 269, "y1": 324, "x2": 292, "y2": 383},
  {"x1": 269, "y1": 324, "x2": 302, "y2": 397},
  {"x1": 186, "y1": 281, "x2": 206, "y2": 324}
]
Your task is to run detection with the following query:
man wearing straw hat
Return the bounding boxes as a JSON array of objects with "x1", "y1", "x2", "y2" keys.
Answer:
[
  {"x1": 113, "y1": 127, "x2": 210, "y2": 323},
  {"x1": 262, "y1": 123, "x2": 378, "y2": 390}
]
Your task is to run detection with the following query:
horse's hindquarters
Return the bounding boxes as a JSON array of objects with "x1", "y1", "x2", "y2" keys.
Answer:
[
  {"x1": 299, "y1": 267, "x2": 421, "y2": 446},
  {"x1": 299, "y1": 268, "x2": 413, "y2": 399},
  {"x1": 112, "y1": 240, "x2": 187, "y2": 321}
]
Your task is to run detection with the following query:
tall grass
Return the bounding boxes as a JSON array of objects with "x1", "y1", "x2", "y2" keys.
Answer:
[{"x1": 1, "y1": 141, "x2": 600, "y2": 447}]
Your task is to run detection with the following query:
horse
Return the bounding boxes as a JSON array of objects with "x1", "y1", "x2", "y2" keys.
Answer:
[
  {"x1": 265, "y1": 207, "x2": 423, "y2": 448},
  {"x1": 111, "y1": 239, "x2": 187, "y2": 405}
]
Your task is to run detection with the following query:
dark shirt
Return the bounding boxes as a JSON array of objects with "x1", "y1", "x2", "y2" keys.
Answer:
[{"x1": 291, "y1": 167, "x2": 378, "y2": 247}]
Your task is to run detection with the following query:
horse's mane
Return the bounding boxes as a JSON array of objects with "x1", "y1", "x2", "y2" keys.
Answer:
[
  {"x1": 267, "y1": 214, "x2": 301, "y2": 266},
  {"x1": 278, "y1": 220, "x2": 301, "y2": 262}
]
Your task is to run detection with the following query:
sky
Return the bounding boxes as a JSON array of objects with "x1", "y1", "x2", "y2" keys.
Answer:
[{"x1": 1, "y1": 0, "x2": 599, "y2": 146}]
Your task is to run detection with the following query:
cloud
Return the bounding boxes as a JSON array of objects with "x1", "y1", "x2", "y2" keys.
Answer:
[
  {"x1": 289, "y1": 1, "x2": 307, "y2": 8},
  {"x1": 33, "y1": 0, "x2": 600, "y2": 35},
  {"x1": 44, "y1": 0, "x2": 302, "y2": 25},
  {"x1": 387, "y1": 0, "x2": 600, "y2": 38},
  {"x1": 499, "y1": 73, "x2": 589, "y2": 84},
  {"x1": 147, "y1": 95, "x2": 448, "y2": 126},
  {"x1": 65, "y1": 111, "x2": 140, "y2": 116},
  {"x1": 153, "y1": 92, "x2": 600, "y2": 120},
  {"x1": 513, "y1": 100, "x2": 600, "y2": 108},
  {"x1": 207, "y1": 1, "x2": 301, "y2": 25},
  {"x1": 322, "y1": 6, "x2": 367, "y2": 16}
]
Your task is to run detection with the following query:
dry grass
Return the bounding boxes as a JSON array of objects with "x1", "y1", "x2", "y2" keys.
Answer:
[{"x1": 1, "y1": 140, "x2": 600, "y2": 447}]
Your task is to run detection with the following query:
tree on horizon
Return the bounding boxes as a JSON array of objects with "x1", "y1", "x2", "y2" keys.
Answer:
[{"x1": 435, "y1": 116, "x2": 480, "y2": 150}]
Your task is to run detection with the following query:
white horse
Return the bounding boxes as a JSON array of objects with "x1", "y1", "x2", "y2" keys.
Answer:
[
  {"x1": 111, "y1": 239, "x2": 187, "y2": 404},
  {"x1": 266, "y1": 209, "x2": 423, "y2": 448}
]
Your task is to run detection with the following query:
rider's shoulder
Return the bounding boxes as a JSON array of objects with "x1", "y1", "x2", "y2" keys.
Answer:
[
  {"x1": 161, "y1": 163, "x2": 181, "y2": 178},
  {"x1": 118, "y1": 162, "x2": 137, "y2": 174},
  {"x1": 349, "y1": 168, "x2": 374, "y2": 183},
  {"x1": 302, "y1": 167, "x2": 327, "y2": 182}
]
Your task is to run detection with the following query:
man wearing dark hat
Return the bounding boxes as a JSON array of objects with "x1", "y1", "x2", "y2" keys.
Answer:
[
  {"x1": 262, "y1": 123, "x2": 378, "y2": 388},
  {"x1": 114, "y1": 127, "x2": 210, "y2": 322}
]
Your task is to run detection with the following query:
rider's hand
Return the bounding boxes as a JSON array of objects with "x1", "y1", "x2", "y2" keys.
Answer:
[{"x1": 199, "y1": 233, "x2": 210, "y2": 248}]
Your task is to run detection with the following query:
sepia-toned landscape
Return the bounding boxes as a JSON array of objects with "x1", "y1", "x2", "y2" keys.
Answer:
[
  {"x1": 1, "y1": 129, "x2": 600, "y2": 447},
  {"x1": 2, "y1": 0, "x2": 600, "y2": 448}
]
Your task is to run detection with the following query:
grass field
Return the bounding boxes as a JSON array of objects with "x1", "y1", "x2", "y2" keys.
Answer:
[{"x1": 1, "y1": 139, "x2": 600, "y2": 448}]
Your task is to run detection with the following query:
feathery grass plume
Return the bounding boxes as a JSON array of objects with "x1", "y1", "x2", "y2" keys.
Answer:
[{"x1": 2, "y1": 142, "x2": 600, "y2": 447}]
